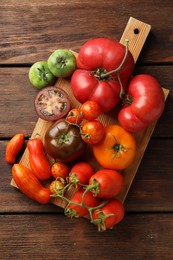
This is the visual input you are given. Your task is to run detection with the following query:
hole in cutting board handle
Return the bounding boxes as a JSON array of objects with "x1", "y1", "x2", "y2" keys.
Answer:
[{"x1": 134, "y1": 28, "x2": 140, "y2": 34}]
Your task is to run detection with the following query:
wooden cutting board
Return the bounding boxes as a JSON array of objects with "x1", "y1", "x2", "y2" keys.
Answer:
[{"x1": 11, "y1": 17, "x2": 169, "y2": 208}]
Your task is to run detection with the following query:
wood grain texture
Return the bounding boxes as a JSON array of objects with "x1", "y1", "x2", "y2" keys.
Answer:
[
  {"x1": 0, "y1": 0, "x2": 173, "y2": 64},
  {"x1": 0, "y1": 214, "x2": 173, "y2": 260},
  {"x1": 0, "y1": 1, "x2": 173, "y2": 259}
]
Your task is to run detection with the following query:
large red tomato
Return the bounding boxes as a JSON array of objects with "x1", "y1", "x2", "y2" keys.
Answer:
[
  {"x1": 71, "y1": 38, "x2": 134, "y2": 112},
  {"x1": 118, "y1": 74, "x2": 165, "y2": 132}
]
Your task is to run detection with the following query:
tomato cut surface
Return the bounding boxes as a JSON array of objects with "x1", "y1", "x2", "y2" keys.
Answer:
[{"x1": 34, "y1": 86, "x2": 70, "y2": 121}]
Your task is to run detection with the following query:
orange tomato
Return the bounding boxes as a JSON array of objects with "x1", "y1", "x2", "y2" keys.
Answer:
[{"x1": 92, "y1": 124, "x2": 136, "y2": 170}]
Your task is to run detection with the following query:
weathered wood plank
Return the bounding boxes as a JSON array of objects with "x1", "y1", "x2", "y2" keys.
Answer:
[
  {"x1": 0, "y1": 0, "x2": 173, "y2": 64},
  {"x1": 0, "y1": 213, "x2": 173, "y2": 260}
]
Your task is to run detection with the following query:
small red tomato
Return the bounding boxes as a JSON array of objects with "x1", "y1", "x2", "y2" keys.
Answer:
[
  {"x1": 66, "y1": 108, "x2": 84, "y2": 125},
  {"x1": 88, "y1": 169, "x2": 124, "y2": 199},
  {"x1": 92, "y1": 199, "x2": 124, "y2": 232},
  {"x1": 5, "y1": 133, "x2": 24, "y2": 164},
  {"x1": 81, "y1": 120, "x2": 105, "y2": 145},
  {"x1": 65, "y1": 188, "x2": 99, "y2": 218},
  {"x1": 80, "y1": 100, "x2": 102, "y2": 121},
  {"x1": 68, "y1": 161, "x2": 94, "y2": 188},
  {"x1": 49, "y1": 179, "x2": 66, "y2": 195},
  {"x1": 51, "y1": 162, "x2": 69, "y2": 179}
]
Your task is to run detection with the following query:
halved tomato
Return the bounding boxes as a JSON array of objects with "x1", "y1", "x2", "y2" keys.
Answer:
[{"x1": 34, "y1": 86, "x2": 70, "y2": 121}]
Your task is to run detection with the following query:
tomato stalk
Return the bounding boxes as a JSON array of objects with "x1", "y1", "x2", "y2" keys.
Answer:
[
  {"x1": 106, "y1": 135, "x2": 129, "y2": 160},
  {"x1": 84, "y1": 178, "x2": 100, "y2": 197},
  {"x1": 99, "y1": 39, "x2": 130, "y2": 99},
  {"x1": 50, "y1": 178, "x2": 111, "y2": 228},
  {"x1": 100, "y1": 39, "x2": 129, "y2": 79},
  {"x1": 90, "y1": 211, "x2": 115, "y2": 232}
]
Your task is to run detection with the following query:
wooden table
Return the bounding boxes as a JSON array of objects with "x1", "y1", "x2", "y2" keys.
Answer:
[{"x1": 0, "y1": 1, "x2": 173, "y2": 259}]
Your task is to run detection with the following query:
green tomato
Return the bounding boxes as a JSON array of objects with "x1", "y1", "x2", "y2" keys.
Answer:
[
  {"x1": 29, "y1": 61, "x2": 57, "y2": 89},
  {"x1": 48, "y1": 49, "x2": 76, "y2": 78}
]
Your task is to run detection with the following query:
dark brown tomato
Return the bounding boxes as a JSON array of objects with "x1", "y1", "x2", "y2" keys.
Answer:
[{"x1": 44, "y1": 118, "x2": 86, "y2": 162}]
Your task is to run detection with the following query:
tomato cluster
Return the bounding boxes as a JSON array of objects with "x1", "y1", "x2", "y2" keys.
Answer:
[
  {"x1": 49, "y1": 161, "x2": 125, "y2": 232},
  {"x1": 5, "y1": 36, "x2": 166, "y2": 233}
]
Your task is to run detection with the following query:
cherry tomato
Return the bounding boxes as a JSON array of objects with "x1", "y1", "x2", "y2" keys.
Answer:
[
  {"x1": 118, "y1": 74, "x2": 165, "y2": 132},
  {"x1": 68, "y1": 162, "x2": 94, "y2": 188},
  {"x1": 88, "y1": 169, "x2": 124, "y2": 199},
  {"x1": 44, "y1": 118, "x2": 86, "y2": 162},
  {"x1": 66, "y1": 108, "x2": 84, "y2": 125},
  {"x1": 34, "y1": 86, "x2": 70, "y2": 121},
  {"x1": 93, "y1": 124, "x2": 136, "y2": 170},
  {"x1": 29, "y1": 61, "x2": 56, "y2": 89},
  {"x1": 81, "y1": 120, "x2": 105, "y2": 145},
  {"x1": 65, "y1": 188, "x2": 99, "y2": 218},
  {"x1": 80, "y1": 100, "x2": 101, "y2": 121},
  {"x1": 71, "y1": 38, "x2": 134, "y2": 112},
  {"x1": 5, "y1": 133, "x2": 24, "y2": 164},
  {"x1": 92, "y1": 199, "x2": 124, "y2": 232},
  {"x1": 12, "y1": 164, "x2": 50, "y2": 204},
  {"x1": 27, "y1": 138, "x2": 51, "y2": 181},
  {"x1": 48, "y1": 49, "x2": 76, "y2": 78},
  {"x1": 51, "y1": 162, "x2": 70, "y2": 179},
  {"x1": 49, "y1": 179, "x2": 66, "y2": 195}
]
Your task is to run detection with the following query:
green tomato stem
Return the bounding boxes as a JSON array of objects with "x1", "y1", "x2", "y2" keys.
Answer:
[{"x1": 100, "y1": 39, "x2": 129, "y2": 79}]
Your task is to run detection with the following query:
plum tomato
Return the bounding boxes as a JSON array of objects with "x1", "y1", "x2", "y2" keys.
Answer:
[
  {"x1": 44, "y1": 118, "x2": 86, "y2": 162},
  {"x1": 80, "y1": 100, "x2": 102, "y2": 121},
  {"x1": 87, "y1": 169, "x2": 124, "y2": 199},
  {"x1": 81, "y1": 120, "x2": 105, "y2": 145},
  {"x1": 65, "y1": 187, "x2": 99, "y2": 218},
  {"x1": 29, "y1": 61, "x2": 57, "y2": 89},
  {"x1": 92, "y1": 199, "x2": 124, "y2": 231},
  {"x1": 68, "y1": 161, "x2": 94, "y2": 188},
  {"x1": 48, "y1": 49, "x2": 76, "y2": 78},
  {"x1": 66, "y1": 108, "x2": 84, "y2": 125},
  {"x1": 51, "y1": 162, "x2": 70, "y2": 179},
  {"x1": 34, "y1": 86, "x2": 70, "y2": 121}
]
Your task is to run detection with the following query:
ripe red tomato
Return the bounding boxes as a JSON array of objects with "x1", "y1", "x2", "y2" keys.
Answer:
[
  {"x1": 65, "y1": 188, "x2": 99, "y2": 218},
  {"x1": 81, "y1": 120, "x2": 105, "y2": 145},
  {"x1": 68, "y1": 161, "x2": 94, "y2": 188},
  {"x1": 66, "y1": 108, "x2": 84, "y2": 125},
  {"x1": 51, "y1": 162, "x2": 70, "y2": 179},
  {"x1": 92, "y1": 199, "x2": 124, "y2": 231},
  {"x1": 12, "y1": 164, "x2": 50, "y2": 204},
  {"x1": 5, "y1": 133, "x2": 24, "y2": 164},
  {"x1": 118, "y1": 74, "x2": 165, "y2": 132},
  {"x1": 27, "y1": 138, "x2": 51, "y2": 180},
  {"x1": 80, "y1": 100, "x2": 101, "y2": 121},
  {"x1": 88, "y1": 169, "x2": 124, "y2": 199},
  {"x1": 71, "y1": 38, "x2": 134, "y2": 112}
]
